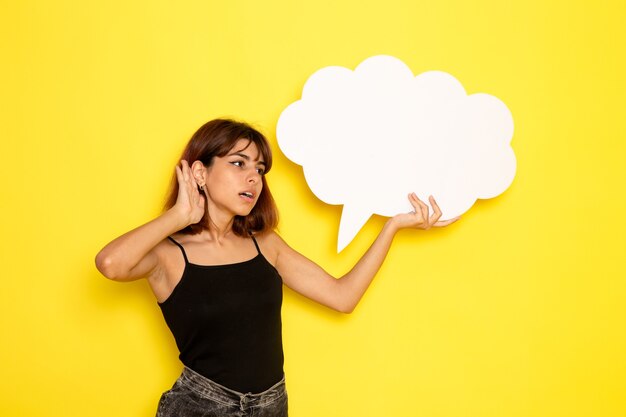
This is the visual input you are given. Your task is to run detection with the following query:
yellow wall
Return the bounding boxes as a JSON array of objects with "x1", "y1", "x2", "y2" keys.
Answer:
[{"x1": 1, "y1": 1, "x2": 625, "y2": 416}]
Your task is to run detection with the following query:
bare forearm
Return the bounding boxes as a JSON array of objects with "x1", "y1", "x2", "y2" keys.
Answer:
[
  {"x1": 95, "y1": 208, "x2": 187, "y2": 280},
  {"x1": 336, "y1": 218, "x2": 400, "y2": 313},
  {"x1": 277, "y1": 195, "x2": 458, "y2": 314}
]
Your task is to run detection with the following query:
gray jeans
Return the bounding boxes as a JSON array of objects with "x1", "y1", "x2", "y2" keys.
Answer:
[{"x1": 156, "y1": 367, "x2": 288, "y2": 417}]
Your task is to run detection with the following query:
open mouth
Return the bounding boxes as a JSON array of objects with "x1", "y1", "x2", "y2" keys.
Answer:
[{"x1": 239, "y1": 192, "x2": 254, "y2": 199}]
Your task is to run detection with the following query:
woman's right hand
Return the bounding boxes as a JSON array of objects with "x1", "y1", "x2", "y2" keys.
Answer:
[
  {"x1": 172, "y1": 160, "x2": 206, "y2": 226},
  {"x1": 96, "y1": 160, "x2": 206, "y2": 281}
]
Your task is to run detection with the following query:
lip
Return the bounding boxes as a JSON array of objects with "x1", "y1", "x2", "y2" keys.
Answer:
[{"x1": 238, "y1": 190, "x2": 256, "y2": 202}]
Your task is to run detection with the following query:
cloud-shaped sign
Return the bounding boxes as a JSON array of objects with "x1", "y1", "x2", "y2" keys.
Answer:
[{"x1": 277, "y1": 55, "x2": 516, "y2": 252}]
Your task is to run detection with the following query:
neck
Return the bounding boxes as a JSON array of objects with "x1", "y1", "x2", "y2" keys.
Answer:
[
  {"x1": 204, "y1": 209, "x2": 236, "y2": 243},
  {"x1": 207, "y1": 221, "x2": 234, "y2": 241}
]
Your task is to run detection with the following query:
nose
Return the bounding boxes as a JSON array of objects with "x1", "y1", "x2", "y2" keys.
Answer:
[{"x1": 247, "y1": 169, "x2": 260, "y2": 184}]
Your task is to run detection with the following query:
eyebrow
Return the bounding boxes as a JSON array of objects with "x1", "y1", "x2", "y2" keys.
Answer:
[{"x1": 228, "y1": 151, "x2": 266, "y2": 166}]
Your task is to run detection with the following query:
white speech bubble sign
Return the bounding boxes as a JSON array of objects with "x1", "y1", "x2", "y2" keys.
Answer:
[{"x1": 277, "y1": 55, "x2": 516, "y2": 252}]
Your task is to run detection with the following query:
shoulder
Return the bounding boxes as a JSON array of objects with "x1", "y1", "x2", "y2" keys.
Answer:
[
  {"x1": 153, "y1": 235, "x2": 184, "y2": 259},
  {"x1": 252, "y1": 230, "x2": 290, "y2": 266},
  {"x1": 168, "y1": 232, "x2": 196, "y2": 245},
  {"x1": 253, "y1": 230, "x2": 285, "y2": 245}
]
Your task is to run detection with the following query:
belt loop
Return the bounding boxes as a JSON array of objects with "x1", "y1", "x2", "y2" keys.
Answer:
[{"x1": 239, "y1": 393, "x2": 250, "y2": 411}]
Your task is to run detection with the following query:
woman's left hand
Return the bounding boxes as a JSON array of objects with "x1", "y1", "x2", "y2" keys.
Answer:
[{"x1": 391, "y1": 193, "x2": 461, "y2": 231}]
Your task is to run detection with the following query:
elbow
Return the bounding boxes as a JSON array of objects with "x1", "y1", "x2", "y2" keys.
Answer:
[
  {"x1": 335, "y1": 300, "x2": 356, "y2": 314},
  {"x1": 338, "y1": 307, "x2": 355, "y2": 315},
  {"x1": 332, "y1": 283, "x2": 358, "y2": 314},
  {"x1": 95, "y1": 251, "x2": 122, "y2": 280}
]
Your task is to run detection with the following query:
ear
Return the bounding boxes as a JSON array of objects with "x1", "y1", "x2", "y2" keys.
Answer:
[{"x1": 190, "y1": 160, "x2": 207, "y2": 187}]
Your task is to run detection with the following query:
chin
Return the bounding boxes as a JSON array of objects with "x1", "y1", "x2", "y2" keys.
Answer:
[{"x1": 235, "y1": 208, "x2": 255, "y2": 217}]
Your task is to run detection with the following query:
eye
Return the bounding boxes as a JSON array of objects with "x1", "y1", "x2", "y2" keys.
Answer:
[
  {"x1": 256, "y1": 167, "x2": 265, "y2": 175},
  {"x1": 230, "y1": 160, "x2": 244, "y2": 168}
]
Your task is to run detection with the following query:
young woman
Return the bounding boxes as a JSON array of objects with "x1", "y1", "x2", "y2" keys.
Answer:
[{"x1": 95, "y1": 119, "x2": 459, "y2": 417}]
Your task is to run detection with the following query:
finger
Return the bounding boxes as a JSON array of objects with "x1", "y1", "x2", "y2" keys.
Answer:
[
  {"x1": 180, "y1": 160, "x2": 190, "y2": 181},
  {"x1": 175, "y1": 164, "x2": 184, "y2": 185},
  {"x1": 410, "y1": 193, "x2": 430, "y2": 223},
  {"x1": 428, "y1": 195, "x2": 442, "y2": 224},
  {"x1": 434, "y1": 216, "x2": 461, "y2": 227},
  {"x1": 428, "y1": 196, "x2": 442, "y2": 218},
  {"x1": 408, "y1": 193, "x2": 424, "y2": 220},
  {"x1": 407, "y1": 193, "x2": 416, "y2": 211},
  {"x1": 185, "y1": 161, "x2": 199, "y2": 189},
  {"x1": 413, "y1": 193, "x2": 429, "y2": 220}
]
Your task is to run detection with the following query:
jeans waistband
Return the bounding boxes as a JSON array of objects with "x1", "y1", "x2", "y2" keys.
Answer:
[{"x1": 179, "y1": 366, "x2": 286, "y2": 410}]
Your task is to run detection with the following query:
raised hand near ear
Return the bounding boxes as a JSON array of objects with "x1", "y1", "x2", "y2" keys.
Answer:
[
  {"x1": 392, "y1": 193, "x2": 460, "y2": 231},
  {"x1": 172, "y1": 160, "x2": 206, "y2": 226}
]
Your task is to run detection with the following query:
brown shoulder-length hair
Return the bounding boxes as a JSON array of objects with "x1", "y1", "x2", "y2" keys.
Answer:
[{"x1": 164, "y1": 118, "x2": 278, "y2": 236}]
